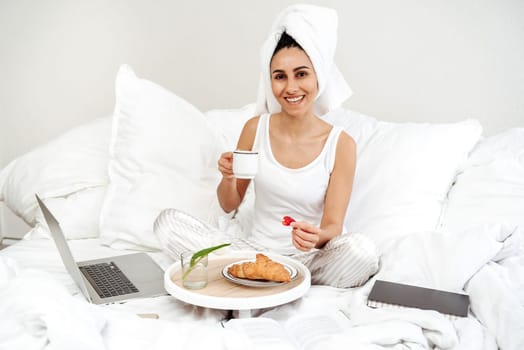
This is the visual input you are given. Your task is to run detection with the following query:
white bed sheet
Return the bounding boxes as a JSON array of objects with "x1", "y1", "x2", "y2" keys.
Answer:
[
  {"x1": 0, "y1": 238, "x2": 237, "y2": 350},
  {"x1": 0, "y1": 238, "x2": 350, "y2": 350},
  {"x1": 1, "y1": 228, "x2": 523, "y2": 350},
  {"x1": 0, "y1": 238, "x2": 229, "y2": 321}
]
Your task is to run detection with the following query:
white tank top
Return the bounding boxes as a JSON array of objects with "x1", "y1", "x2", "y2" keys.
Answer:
[{"x1": 250, "y1": 113, "x2": 344, "y2": 255}]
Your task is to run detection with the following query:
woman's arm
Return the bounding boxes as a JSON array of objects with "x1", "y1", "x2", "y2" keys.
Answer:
[
  {"x1": 216, "y1": 116, "x2": 260, "y2": 213},
  {"x1": 291, "y1": 131, "x2": 356, "y2": 250}
]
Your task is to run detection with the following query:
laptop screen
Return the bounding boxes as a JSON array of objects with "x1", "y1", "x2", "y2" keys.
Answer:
[{"x1": 35, "y1": 194, "x2": 93, "y2": 302}]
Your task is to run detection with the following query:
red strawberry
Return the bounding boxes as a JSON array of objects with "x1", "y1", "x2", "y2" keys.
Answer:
[{"x1": 282, "y1": 215, "x2": 296, "y2": 226}]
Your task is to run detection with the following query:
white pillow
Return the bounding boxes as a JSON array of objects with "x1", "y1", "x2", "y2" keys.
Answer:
[
  {"x1": 324, "y1": 110, "x2": 483, "y2": 248},
  {"x1": 322, "y1": 108, "x2": 379, "y2": 146},
  {"x1": 205, "y1": 103, "x2": 256, "y2": 150},
  {"x1": 28, "y1": 186, "x2": 107, "y2": 239},
  {"x1": 0, "y1": 116, "x2": 111, "y2": 226},
  {"x1": 345, "y1": 119, "x2": 483, "y2": 248},
  {"x1": 99, "y1": 65, "x2": 225, "y2": 251},
  {"x1": 440, "y1": 128, "x2": 524, "y2": 230}
]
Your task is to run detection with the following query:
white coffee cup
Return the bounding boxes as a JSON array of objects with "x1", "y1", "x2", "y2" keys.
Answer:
[{"x1": 233, "y1": 150, "x2": 259, "y2": 179}]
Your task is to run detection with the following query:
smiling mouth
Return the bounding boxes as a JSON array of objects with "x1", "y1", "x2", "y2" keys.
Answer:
[{"x1": 285, "y1": 95, "x2": 304, "y2": 104}]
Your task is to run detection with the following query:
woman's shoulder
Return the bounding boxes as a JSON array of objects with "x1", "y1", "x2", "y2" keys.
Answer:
[
  {"x1": 242, "y1": 115, "x2": 262, "y2": 133},
  {"x1": 246, "y1": 115, "x2": 261, "y2": 125},
  {"x1": 237, "y1": 115, "x2": 262, "y2": 150}
]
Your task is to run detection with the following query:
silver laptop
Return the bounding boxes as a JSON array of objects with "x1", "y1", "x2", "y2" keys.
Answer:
[{"x1": 36, "y1": 194, "x2": 167, "y2": 304}]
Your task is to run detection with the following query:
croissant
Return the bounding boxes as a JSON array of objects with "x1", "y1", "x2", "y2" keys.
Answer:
[{"x1": 228, "y1": 254, "x2": 291, "y2": 282}]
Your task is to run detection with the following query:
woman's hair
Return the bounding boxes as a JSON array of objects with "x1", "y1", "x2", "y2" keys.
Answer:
[{"x1": 272, "y1": 32, "x2": 303, "y2": 58}]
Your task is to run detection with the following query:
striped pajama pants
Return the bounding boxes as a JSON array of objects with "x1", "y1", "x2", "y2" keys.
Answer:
[{"x1": 154, "y1": 208, "x2": 380, "y2": 289}]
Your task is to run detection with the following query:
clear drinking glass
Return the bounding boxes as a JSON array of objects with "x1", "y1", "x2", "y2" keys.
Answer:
[{"x1": 180, "y1": 251, "x2": 208, "y2": 289}]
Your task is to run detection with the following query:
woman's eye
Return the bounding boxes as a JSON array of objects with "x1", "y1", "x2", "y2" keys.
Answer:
[
  {"x1": 296, "y1": 71, "x2": 307, "y2": 78},
  {"x1": 274, "y1": 74, "x2": 285, "y2": 80}
]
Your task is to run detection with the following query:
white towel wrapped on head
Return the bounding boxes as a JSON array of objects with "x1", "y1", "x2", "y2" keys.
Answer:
[{"x1": 255, "y1": 4, "x2": 352, "y2": 116}]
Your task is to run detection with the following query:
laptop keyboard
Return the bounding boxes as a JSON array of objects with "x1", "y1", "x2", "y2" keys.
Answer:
[{"x1": 80, "y1": 262, "x2": 139, "y2": 299}]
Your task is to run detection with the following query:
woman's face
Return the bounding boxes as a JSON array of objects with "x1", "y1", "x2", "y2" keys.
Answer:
[{"x1": 270, "y1": 47, "x2": 318, "y2": 116}]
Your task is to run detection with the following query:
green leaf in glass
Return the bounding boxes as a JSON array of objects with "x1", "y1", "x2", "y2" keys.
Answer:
[{"x1": 182, "y1": 243, "x2": 231, "y2": 281}]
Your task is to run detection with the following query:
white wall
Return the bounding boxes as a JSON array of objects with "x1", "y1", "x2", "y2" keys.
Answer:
[{"x1": 1, "y1": 0, "x2": 524, "y2": 236}]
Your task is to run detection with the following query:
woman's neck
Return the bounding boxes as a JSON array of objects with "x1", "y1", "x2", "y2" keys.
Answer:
[{"x1": 272, "y1": 111, "x2": 323, "y2": 140}]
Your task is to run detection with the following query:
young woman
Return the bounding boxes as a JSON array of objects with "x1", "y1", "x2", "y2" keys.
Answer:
[
  {"x1": 214, "y1": 32, "x2": 379, "y2": 288},
  {"x1": 155, "y1": 6, "x2": 379, "y2": 288}
]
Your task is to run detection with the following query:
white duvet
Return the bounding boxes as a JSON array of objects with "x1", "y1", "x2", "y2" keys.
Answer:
[
  {"x1": 1, "y1": 224, "x2": 523, "y2": 350},
  {"x1": 0, "y1": 243, "x2": 232, "y2": 350},
  {"x1": 333, "y1": 224, "x2": 524, "y2": 349}
]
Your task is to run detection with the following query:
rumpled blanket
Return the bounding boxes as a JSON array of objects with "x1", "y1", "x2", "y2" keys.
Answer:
[
  {"x1": 1, "y1": 223, "x2": 522, "y2": 350},
  {"x1": 0, "y1": 256, "x2": 107, "y2": 350},
  {"x1": 253, "y1": 224, "x2": 524, "y2": 350},
  {"x1": 0, "y1": 256, "x2": 232, "y2": 350},
  {"x1": 334, "y1": 223, "x2": 524, "y2": 349}
]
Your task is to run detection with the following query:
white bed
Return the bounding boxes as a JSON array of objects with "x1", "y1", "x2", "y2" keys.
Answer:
[{"x1": 1, "y1": 65, "x2": 523, "y2": 350}]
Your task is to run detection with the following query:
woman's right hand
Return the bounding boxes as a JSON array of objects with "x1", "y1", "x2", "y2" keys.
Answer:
[{"x1": 217, "y1": 151, "x2": 235, "y2": 179}]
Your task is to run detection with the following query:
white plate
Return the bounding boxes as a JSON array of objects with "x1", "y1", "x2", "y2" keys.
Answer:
[{"x1": 222, "y1": 259, "x2": 299, "y2": 287}]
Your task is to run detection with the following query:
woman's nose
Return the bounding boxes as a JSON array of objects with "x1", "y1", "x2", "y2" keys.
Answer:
[{"x1": 286, "y1": 78, "x2": 299, "y2": 94}]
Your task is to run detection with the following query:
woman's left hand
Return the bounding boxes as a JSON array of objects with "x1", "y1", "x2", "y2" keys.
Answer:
[{"x1": 290, "y1": 221, "x2": 321, "y2": 252}]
